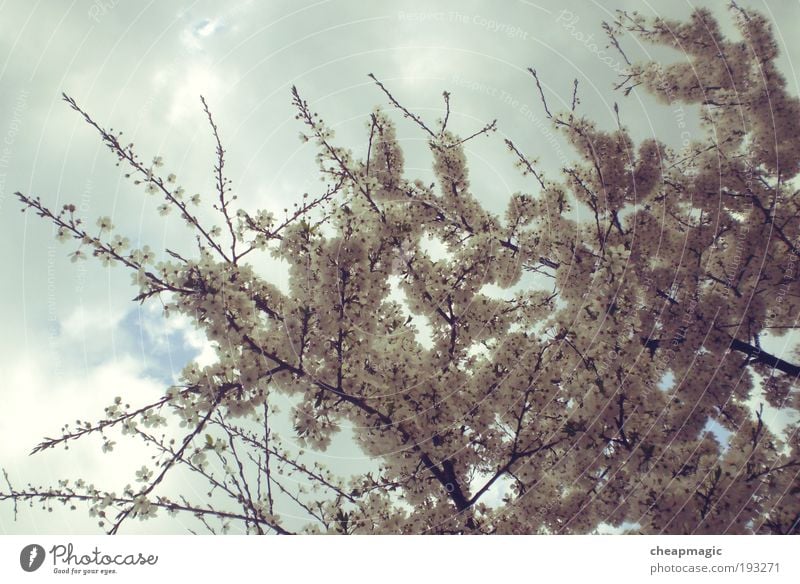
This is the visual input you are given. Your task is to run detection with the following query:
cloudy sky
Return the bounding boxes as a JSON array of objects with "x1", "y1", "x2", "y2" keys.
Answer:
[{"x1": 1, "y1": 0, "x2": 799, "y2": 534}]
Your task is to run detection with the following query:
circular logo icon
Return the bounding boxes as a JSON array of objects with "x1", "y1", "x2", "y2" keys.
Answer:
[{"x1": 20, "y1": 544, "x2": 46, "y2": 572}]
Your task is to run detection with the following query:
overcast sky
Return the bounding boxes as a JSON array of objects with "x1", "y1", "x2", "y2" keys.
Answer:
[{"x1": 1, "y1": 0, "x2": 799, "y2": 534}]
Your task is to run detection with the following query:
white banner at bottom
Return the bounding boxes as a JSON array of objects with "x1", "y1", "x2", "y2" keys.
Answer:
[{"x1": 0, "y1": 535, "x2": 797, "y2": 583}]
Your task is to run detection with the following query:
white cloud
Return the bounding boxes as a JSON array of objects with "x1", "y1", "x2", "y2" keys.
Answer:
[
  {"x1": 0, "y1": 354, "x2": 168, "y2": 534},
  {"x1": 0, "y1": 303, "x2": 208, "y2": 533},
  {"x1": 180, "y1": 18, "x2": 223, "y2": 52},
  {"x1": 142, "y1": 303, "x2": 217, "y2": 368},
  {"x1": 61, "y1": 304, "x2": 126, "y2": 340},
  {"x1": 167, "y1": 64, "x2": 224, "y2": 124}
]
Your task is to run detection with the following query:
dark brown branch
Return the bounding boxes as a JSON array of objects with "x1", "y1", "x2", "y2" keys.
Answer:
[{"x1": 729, "y1": 338, "x2": 800, "y2": 377}]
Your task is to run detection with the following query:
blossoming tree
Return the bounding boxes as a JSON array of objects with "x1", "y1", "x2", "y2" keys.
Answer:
[{"x1": 4, "y1": 5, "x2": 799, "y2": 534}]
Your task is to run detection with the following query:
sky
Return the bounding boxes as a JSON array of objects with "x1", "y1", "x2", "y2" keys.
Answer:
[{"x1": 1, "y1": 0, "x2": 799, "y2": 534}]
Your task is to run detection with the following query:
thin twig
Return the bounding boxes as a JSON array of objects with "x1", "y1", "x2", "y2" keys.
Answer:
[
  {"x1": 528, "y1": 68, "x2": 552, "y2": 118},
  {"x1": 200, "y1": 96, "x2": 238, "y2": 263},
  {"x1": 368, "y1": 73, "x2": 437, "y2": 138}
]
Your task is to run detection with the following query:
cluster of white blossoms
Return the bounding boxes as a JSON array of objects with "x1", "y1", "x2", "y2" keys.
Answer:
[{"x1": 9, "y1": 5, "x2": 799, "y2": 535}]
